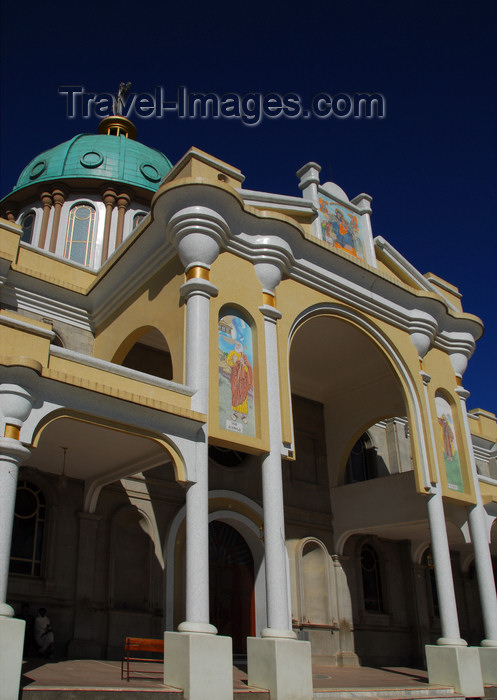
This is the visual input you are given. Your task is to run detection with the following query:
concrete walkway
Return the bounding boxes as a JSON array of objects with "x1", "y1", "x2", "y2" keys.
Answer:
[{"x1": 19, "y1": 658, "x2": 469, "y2": 700}]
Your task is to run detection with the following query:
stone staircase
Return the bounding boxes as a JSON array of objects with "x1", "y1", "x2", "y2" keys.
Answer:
[
  {"x1": 22, "y1": 688, "x2": 270, "y2": 700},
  {"x1": 21, "y1": 659, "x2": 496, "y2": 700}
]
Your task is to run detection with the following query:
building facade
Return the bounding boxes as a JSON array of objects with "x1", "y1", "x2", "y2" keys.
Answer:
[{"x1": 1, "y1": 115, "x2": 496, "y2": 699}]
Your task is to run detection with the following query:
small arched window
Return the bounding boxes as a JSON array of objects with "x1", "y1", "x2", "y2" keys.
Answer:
[
  {"x1": 20, "y1": 211, "x2": 36, "y2": 244},
  {"x1": 133, "y1": 211, "x2": 147, "y2": 229},
  {"x1": 345, "y1": 434, "x2": 376, "y2": 483},
  {"x1": 64, "y1": 203, "x2": 96, "y2": 265},
  {"x1": 9, "y1": 480, "x2": 46, "y2": 577},
  {"x1": 361, "y1": 544, "x2": 383, "y2": 612}
]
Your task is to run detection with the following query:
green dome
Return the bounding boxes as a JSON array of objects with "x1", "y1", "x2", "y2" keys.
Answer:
[{"x1": 10, "y1": 132, "x2": 173, "y2": 195}]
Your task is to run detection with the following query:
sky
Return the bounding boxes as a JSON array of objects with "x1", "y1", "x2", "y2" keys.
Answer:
[{"x1": 1, "y1": 0, "x2": 496, "y2": 414}]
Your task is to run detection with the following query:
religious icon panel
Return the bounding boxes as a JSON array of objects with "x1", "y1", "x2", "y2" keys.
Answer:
[
  {"x1": 435, "y1": 394, "x2": 464, "y2": 493},
  {"x1": 218, "y1": 309, "x2": 255, "y2": 438},
  {"x1": 318, "y1": 195, "x2": 367, "y2": 261}
]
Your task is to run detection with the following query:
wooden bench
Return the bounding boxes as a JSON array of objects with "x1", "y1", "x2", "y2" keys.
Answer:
[{"x1": 121, "y1": 636, "x2": 164, "y2": 681}]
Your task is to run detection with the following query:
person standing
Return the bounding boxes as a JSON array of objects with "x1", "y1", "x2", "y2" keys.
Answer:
[{"x1": 34, "y1": 608, "x2": 54, "y2": 658}]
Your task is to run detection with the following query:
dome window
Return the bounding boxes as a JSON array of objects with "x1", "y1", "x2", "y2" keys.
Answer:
[
  {"x1": 133, "y1": 211, "x2": 147, "y2": 229},
  {"x1": 20, "y1": 211, "x2": 36, "y2": 244},
  {"x1": 64, "y1": 203, "x2": 96, "y2": 266}
]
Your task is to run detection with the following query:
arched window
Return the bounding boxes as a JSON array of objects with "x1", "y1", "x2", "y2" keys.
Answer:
[
  {"x1": 361, "y1": 544, "x2": 383, "y2": 612},
  {"x1": 121, "y1": 328, "x2": 173, "y2": 380},
  {"x1": 64, "y1": 203, "x2": 96, "y2": 265},
  {"x1": 9, "y1": 480, "x2": 46, "y2": 577},
  {"x1": 345, "y1": 434, "x2": 376, "y2": 483},
  {"x1": 20, "y1": 211, "x2": 36, "y2": 244},
  {"x1": 133, "y1": 211, "x2": 147, "y2": 229}
]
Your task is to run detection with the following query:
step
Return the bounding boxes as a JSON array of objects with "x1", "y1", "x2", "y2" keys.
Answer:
[
  {"x1": 313, "y1": 691, "x2": 463, "y2": 700},
  {"x1": 22, "y1": 687, "x2": 270, "y2": 700},
  {"x1": 22, "y1": 690, "x2": 182, "y2": 700}
]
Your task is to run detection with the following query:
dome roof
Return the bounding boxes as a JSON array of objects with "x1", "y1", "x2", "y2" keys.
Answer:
[{"x1": 9, "y1": 131, "x2": 172, "y2": 196}]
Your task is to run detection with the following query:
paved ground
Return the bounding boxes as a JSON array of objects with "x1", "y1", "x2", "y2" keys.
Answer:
[{"x1": 20, "y1": 657, "x2": 450, "y2": 693}]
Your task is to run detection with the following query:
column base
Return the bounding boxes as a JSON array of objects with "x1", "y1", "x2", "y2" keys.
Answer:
[
  {"x1": 247, "y1": 636, "x2": 313, "y2": 700},
  {"x1": 479, "y1": 645, "x2": 497, "y2": 685},
  {"x1": 0, "y1": 615, "x2": 25, "y2": 700},
  {"x1": 163, "y1": 631, "x2": 232, "y2": 700},
  {"x1": 425, "y1": 644, "x2": 483, "y2": 698}
]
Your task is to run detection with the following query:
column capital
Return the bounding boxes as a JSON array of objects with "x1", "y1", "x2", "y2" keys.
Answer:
[
  {"x1": 455, "y1": 385, "x2": 470, "y2": 401},
  {"x1": 180, "y1": 277, "x2": 218, "y2": 301},
  {"x1": 0, "y1": 384, "x2": 34, "y2": 427},
  {"x1": 254, "y1": 258, "x2": 288, "y2": 296},
  {"x1": 0, "y1": 438, "x2": 31, "y2": 464},
  {"x1": 51, "y1": 187, "x2": 66, "y2": 204},
  {"x1": 39, "y1": 190, "x2": 53, "y2": 205},
  {"x1": 168, "y1": 206, "x2": 230, "y2": 270},
  {"x1": 102, "y1": 188, "x2": 117, "y2": 205},
  {"x1": 116, "y1": 191, "x2": 132, "y2": 208},
  {"x1": 1, "y1": 202, "x2": 19, "y2": 222},
  {"x1": 259, "y1": 305, "x2": 282, "y2": 322},
  {"x1": 409, "y1": 313, "x2": 437, "y2": 360},
  {"x1": 420, "y1": 370, "x2": 431, "y2": 385}
]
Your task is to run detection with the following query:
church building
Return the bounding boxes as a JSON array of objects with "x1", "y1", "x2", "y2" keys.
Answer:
[{"x1": 0, "y1": 113, "x2": 496, "y2": 699}]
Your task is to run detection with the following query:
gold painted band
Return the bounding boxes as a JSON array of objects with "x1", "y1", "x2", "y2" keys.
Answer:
[
  {"x1": 5, "y1": 424, "x2": 20, "y2": 440},
  {"x1": 262, "y1": 292, "x2": 275, "y2": 307},
  {"x1": 186, "y1": 266, "x2": 210, "y2": 281}
]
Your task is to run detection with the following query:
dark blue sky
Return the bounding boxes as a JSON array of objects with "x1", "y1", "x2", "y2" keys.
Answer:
[{"x1": 1, "y1": 0, "x2": 496, "y2": 414}]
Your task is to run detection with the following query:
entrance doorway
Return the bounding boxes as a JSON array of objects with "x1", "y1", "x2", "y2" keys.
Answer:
[{"x1": 209, "y1": 520, "x2": 255, "y2": 654}]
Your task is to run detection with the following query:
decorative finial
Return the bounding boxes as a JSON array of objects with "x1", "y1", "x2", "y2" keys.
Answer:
[
  {"x1": 115, "y1": 82, "x2": 131, "y2": 116},
  {"x1": 98, "y1": 83, "x2": 137, "y2": 139}
]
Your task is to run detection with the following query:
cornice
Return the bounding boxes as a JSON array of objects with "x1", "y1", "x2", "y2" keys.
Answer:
[
  {"x1": 2, "y1": 179, "x2": 485, "y2": 353},
  {"x1": 2, "y1": 280, "x2": 92, "y2": 331}
]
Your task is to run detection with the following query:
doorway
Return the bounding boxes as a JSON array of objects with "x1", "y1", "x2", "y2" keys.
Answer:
[{"x1": 209, "y1": 520, "x2": 255, "y2": 654}]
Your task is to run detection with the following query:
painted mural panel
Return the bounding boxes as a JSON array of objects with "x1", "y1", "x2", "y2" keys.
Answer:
[
  {"x1": 218, "y1": 310, "x2": 255, "y2": 437},
  {"x1": 318, "y1": 195, "x2": 366, "y2": 261},
  {"x1": 435, "y1": 395, "x2": 464, "y2": 493}
]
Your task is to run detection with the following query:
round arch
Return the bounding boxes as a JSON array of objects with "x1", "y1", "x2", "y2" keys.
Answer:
[
  {"x1": 164, "y1": 491, "x2": 267, "y2": 636},
  {"x1": 29, "y1": 409, "x2": 187, "y2": 512},
  {"x1": 287, "y1": 302, "x2": 432, "y2": 490},
  {"x1": 294, "y1": 537, "x2": 333, "y2": 626},
  {"x1": 112, "y1": 326, "x2": 173, "y2": 381}
]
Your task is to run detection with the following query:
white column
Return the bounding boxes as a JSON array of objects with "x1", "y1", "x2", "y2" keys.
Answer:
[
  {"x1": 164, "y1": 207, "x2": 233, "y2": 700},
  {"x1": 179, "y1": 277, "x2": 218, "y2": 634},
  {"x1": 426, "y1": 491, "x2": 466, "y2": 644},
  {"x1": 0, "y1": 384, "x2": 33, "y2": 700},
  {"x1": 455, "y1": 386, "x2": 497, "y2": 646},
  {"x1": 418, "y1": 360, "x2": 483, "y2": 697},
  {"x1": 418, "y1": 372, "x2": 466, "y2": 646},
  {"x1": 0, "y1": 443, "x2": 30, "y2": 610},
  {"x1": 168, "y1": 206, "x2": 227, "y2": 635},
  {"x1": 247, "y1": 289, "x2": 313, "y2": 700},
  {"x1": 260, "y1": 304, "x2": 294, "y2": 637},
  {"x1": 0, "y1": 384, "x2": 34, "y2": 612}
]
